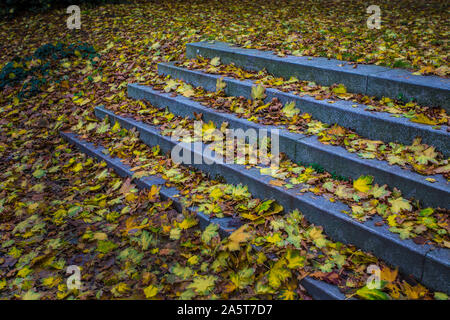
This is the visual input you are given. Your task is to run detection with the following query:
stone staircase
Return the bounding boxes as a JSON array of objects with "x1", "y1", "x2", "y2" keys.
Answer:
[{"x1": 62, "y1": 41, "x2": 450, "y2": 298}]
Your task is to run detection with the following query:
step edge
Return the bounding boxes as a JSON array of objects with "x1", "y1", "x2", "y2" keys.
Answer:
[
  {"x1": 93, "y1": 106, "x2": 450, "y2": 293},
  {"x1": 158, "y1": 61, "x2": 450, "y2": 156},
  {"x1": 186, "y1": 41, "x2": 450, "y2": 110},
  {"x1": 127, "y1": 83, "x2": 450, "y2": 209},
  {"x1": 60, "y1": 130, "x2": 348, "y2": 300}
]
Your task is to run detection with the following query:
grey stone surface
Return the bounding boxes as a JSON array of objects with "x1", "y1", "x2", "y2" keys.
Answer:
[
  {"x1": 422, "y1": 248, "x2": 450, "y2": 294},
  {"x1": 368, "y1": 68, "x2": 450, "y2": 112},
  {"x1": 186, "y1": 41, "x2": 450, "y2": 111},
  {"x1": 90, "y1": 107, "x2": 450, "y2": 294},
  {"x1": 60, "y1": 130, "x2": 347, "y2": 300},
  {"x1": 128, "y1": 83, "x2": 450, "y2": 209},
  {"x1": 158, "y1": 62, "x2": 450, "y2": 156}
]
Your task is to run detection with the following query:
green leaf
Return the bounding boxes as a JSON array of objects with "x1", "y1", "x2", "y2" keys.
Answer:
[
  {"x1": 32, "y1": 169, "x2": 46, "y2": 179},
  {"x1": 356, "y1": 286, "x2": 390, "y2": 300},
  {"x1": 201, "y1": 223, "x2": 219, "y2": 244},
  {"x1": 251, "y1": 84, "x2": 266, "y2": 100}
]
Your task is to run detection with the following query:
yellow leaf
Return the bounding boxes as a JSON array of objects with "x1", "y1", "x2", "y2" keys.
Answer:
[
  {"x1": 282, "y1": 101, "x2": 300, "y2": 118},
  {"x1": 389, "y1": 197, "x2": 412, "y2": 214},
  {"x1": 179, "y1": 217, "x2": 198, "y2": 230},
  {"x1": 285, "y1": 249, "x2": 305, "y2": 269},
  {"x1": 93, "y1": 232, "x2": 108, "y2": 241},
  {"x1": 143, "y1": 285, "x2": 159, "y2": 299},
  {"x1": 402, "y1": 281, "x2": 427, "y2": 299},
  {"x1": 216, "y1": 77, "x2": 226, "y2": 91},
  {"x1": 353, "y1": 175, "x2": 373, "y2": 193},
  {"x1": 381, "y1": 266, "x2": 398, "y2": 283},
  {"x1": 72, "y1": 163, "x2": 83, "y2": 173},
  {"x1": 209, "y1": 187, "x2": 223, "y2": 201},
  {"x1": 224, "y1": 225, "x2": 252, "y2": 251},
  {"x1": 308, "y1": 227, "x2": 327, "y2": 248},
  {"x1": 411, "y1": 113, "x2": 438, "y2": 125},
  {"x1": 251, "y1": 84, "x2": 266, "y2": 100},
  {"x1": 210, "y1": 57, "x2": 221, "y2": 66},
  {"x1": 332, "y1": 84, "x2": 347, "y2": 94},
  {"x1": 148, "y1": 185, "x2": 160, "y2": 201}
]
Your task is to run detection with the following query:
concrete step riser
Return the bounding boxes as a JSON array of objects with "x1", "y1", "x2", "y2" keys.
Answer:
[
  {"x1": 93, "y1": 106, "x2": 450, "y2": 294},
  {"x1": 186, "y1": 42, "x2": 450, "y2": 111},
  {"x1": 158, "y1": 62, "x2": 450, "y2": 157},
  {"x1": 60, "y1": 131, "x2": 347, "y2": 300},
  {"x1": 128, "y1": 83, "x2": 450, "y2": 210}
]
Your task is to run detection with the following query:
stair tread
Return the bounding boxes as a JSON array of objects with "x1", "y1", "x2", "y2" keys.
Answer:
[
  {"x1": 186, "y1": 41, "x2": 450, "y2": 111},
  {"x1": 93, "y1": 105, "x2": 450, "y2": 294},
  {"x1": 60, "y1": 131, "x2": 348, "y2": 300},
  {"x1": 158, "y1": 61, "x2": 450, "y2": 156},
  {"x1": 128, "y1": 83, "x2": 450, "y2": 209}
]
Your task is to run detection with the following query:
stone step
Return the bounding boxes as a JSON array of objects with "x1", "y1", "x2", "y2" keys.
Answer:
[
  {"x1": 60, "y1": 131, "x2": 348, "y2": 300},
  {"x1": 158, "y1": 62, "x2": 450, "y2": 157},
  {"x1": 127, "y1": 83, "x2": 450, "y2": 210},
  {"x1": 92, "y1": 105, "x2": 450, "y2": 294},
  {"x1": 186, "y1": 41, "x2": 450, "y2": 112}
]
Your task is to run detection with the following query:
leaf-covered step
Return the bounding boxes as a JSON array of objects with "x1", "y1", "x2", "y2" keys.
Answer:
[
  {"x1": 186, "y1": 41, "x2": 450, "y2": 111},
  {"x1": 127, "y1": 83, "x2": 450, "y2": 209},
  {"x1": 60, "y1": 131, "x2": 350, "y2": 300},
  {"x1": 93, "y1": 106, "x2": 450, "y2": 294},
  {"x1": 158, "y1": 61, "x2": 450, "y2": 156}
]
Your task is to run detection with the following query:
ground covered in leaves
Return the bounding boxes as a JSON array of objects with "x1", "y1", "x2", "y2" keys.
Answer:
[{"x1": 0, "y1": 0, "x2": 448, "y2": 300}]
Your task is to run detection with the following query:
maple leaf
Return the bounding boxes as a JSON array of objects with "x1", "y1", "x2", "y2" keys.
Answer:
[
  {"x1": 389, "y1": 197, "x2": 412, "y2": 214},
  {"x1": 209, "y1": 186, "x2": 223, "y2": 201},
  {"x1": 172, "y1": 263, "x2": 193, "y2": 280},
  {"x1": 32, "y1": 169, "x2": 46, "y2": 179},
  {"x1": 285, "y1": 249, "x2": 306, "y2": 269},
  {"x1": 147, "y1": 184, "x2": 160, "y2": 201},
  {"x1": 210, "y1": 57, "x2": 221, "y2": 66},
  {"x1": 416, "y1": 146, "x2": 438, "y2": 164},
  {"x1": 187, "y1": 275, "x2": 217, "y2": 295},
  {"x1": 140, "y1": 231, "x2": 153, "y2": 250},
  {"x1": 353, "y1": 175, "x2": 373, "y2": 193},
  {"x1": 163, "y1": 79, "x2": 178, "y2": 93},
  {"x1": 411, "y1": 113, "x2": 439, "y2": 125},
  {"x1": 230, "y1": 268, "x2": 254, "y2": 290},
  {"x1": 402, "y1": 282, "x2": 428, "y2": 299},
  {"x1": 370, "y1": 184, "x2": 390, "y2": 199},
  {"x1": 356, "y1": 286, "x2": 390, "y2": 300},
  {"x1": 251, "y1": 84, "x2": 266, "y2": 100},
  {"x1": 279, "y1": 289, "x2": 296, "y2": 300},
  {"x1": 96, "y1": 240, "x2": 117, "y2": 254},
  {"x1": 308, "y1": 227, "x2": 327, "y2": 248},
  {"x1": 281, "y1": 101, "x2": 300, "y2": 118},
  {"x1": 216, "y1": 77, "x2": 226, "y2": 92},
  {"x1": 22, "y1": 290, "x2": 42, "y2": 300},
  {"x1": 434, "y1": 292, "x2": 449, "y2": 300},
  {"x1": 332, "y1": 84, "x2": 347, "y2": 94},
  {"x1": 201, "y1": 223, "x2": 219, "y2": 244},
  {"x1": 177, "y1": 83, "x2": 195, "y2": 97},
  {"x1": 381, "y1": 266, "x2": 398, "y2": 283},
  {"x1": 334, "y1": 185, "x2": 353, "y2": 200},
  {"x1": 389, "y1": 226, "x2": 413, "y2": 239},
  {"x1": 268, "y1": 260, "x2": 291, "y2": 289},
  {"x1": 228, "y1": 184, "x2": 250, "y2": 200},
  {"x1": 169, "y1": 227, "x2": 181, "y2": 240},
  {"x1": 223, "y1": 225, "x2": 252, "y2": 251},
  {"x1": 143, "y1": 285, "x2": 159, "y2": 299}
]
